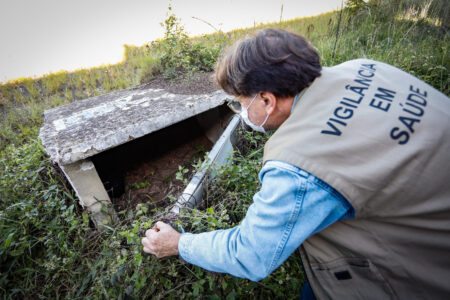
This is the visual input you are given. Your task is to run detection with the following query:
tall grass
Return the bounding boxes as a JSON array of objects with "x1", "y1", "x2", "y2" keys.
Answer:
[
  {"x1": 0, "y1": 1, "x2": 449, "y2": 298},
  {"x1": 1, "y1": 2, "x2": 448, "y2": 149}
]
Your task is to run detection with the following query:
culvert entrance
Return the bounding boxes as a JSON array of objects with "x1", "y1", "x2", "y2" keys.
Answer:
[
  {"x1": 92, "y1": 104, "x2": 232, "y2": 212},
  {"x1": 39, "y1": 87, "x2": 235, "y2": 228}
]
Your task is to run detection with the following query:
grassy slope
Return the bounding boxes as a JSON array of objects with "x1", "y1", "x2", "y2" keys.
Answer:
[{"x1": 0, "y1": 2, "x2": 449, "y2": 298}]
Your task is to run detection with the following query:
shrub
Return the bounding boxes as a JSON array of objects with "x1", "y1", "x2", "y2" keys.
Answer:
[
  {"x1": 0, "y1": 1, "x2": 448, "y2": 298},
  {"x1": 153, "y1": 4, "x2": 221, "y2": 78}
]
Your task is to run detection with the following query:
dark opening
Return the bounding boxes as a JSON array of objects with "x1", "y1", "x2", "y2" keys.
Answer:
[{"x1": 91, "y1": 104, "x2": 232, "y2": 211}]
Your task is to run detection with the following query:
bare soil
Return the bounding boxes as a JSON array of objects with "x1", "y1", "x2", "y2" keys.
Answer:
[
  {"x1": 114, "y1": 134, "x2": 212, "y2": 211},
  {"x1": 141, "y1": 71, "x2": 219, "y2": 95},
  {"x1": 93, "y1": 71, "x2": 224, "y2": 213},
  {"x1": 106, "y1": 71, "x2": 219, "y2": 212}
]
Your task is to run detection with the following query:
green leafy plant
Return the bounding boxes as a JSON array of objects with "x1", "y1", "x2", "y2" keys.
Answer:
[
  {"x1": 153, "y1": 3, "x2": 221, "y2": 78},
  {"x1": 176, "y1": 165, "x2": 190, "y2": 185},
  {"x1": 0, "y1": 1, "x2": 448, "y2": 298},
  {"x1": 130, "y1": 180, "x2": 150, "y2": 190},
  {"x1": 345, "y1": 0, "x2": 368, "y2": 16}
]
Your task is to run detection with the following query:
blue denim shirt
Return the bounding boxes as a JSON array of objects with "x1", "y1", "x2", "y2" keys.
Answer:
[{"x1": 178, "y1": 160, "x2": 354, "y2": 281}]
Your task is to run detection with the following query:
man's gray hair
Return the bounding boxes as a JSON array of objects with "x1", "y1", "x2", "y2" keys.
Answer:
[{"x1": 215, "y1": 29, "x2": 322, "y2": 98}]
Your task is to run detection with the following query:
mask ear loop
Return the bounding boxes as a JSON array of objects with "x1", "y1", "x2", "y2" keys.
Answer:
[
  {"x1": 257, "y1": 93, "x2": 271, "y2": 128},
  {"x1": 259, "y1": 110, "x2": 270, "y2": 128},
  {"x1": 245, "y1": 93, "x2": 259, "y2": 110}
]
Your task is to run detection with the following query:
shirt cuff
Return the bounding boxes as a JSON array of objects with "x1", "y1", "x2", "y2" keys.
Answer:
[{"x1": 178, "y1": 232, "x2": 195, "y2": 262}]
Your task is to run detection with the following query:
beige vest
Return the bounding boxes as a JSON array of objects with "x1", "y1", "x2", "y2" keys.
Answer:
[{"x1": 263, "y1": 59, "x2": 450, "y2": 299}]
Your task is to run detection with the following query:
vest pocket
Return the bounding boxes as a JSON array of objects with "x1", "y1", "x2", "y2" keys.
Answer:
[{"x1": 311, "y1": 257, "x2": 396, "y2": 299}]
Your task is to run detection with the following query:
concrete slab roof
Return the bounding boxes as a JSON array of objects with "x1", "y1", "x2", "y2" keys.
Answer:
[{"x1": 39, "y1": 86, "x2": 232, "y2": 165}]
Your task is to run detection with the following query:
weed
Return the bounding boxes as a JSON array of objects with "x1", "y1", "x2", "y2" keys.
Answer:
[
  {"x1": 0, "y1": 1, "x2": 448, "y2": 298},
  {"x1": 152, "y1": 3, "x2": 221, "y2": 79},
  {"x1": 176, "y1": 165, "x2": 190, "y2": 185},
  {"x1": 130, "y1": 180, "x2": 151, "y2": 190}
]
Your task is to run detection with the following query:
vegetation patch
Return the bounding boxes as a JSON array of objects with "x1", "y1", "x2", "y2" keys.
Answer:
[
  {"x1": 0, "y1": 0, "x2": 448, "y2": 298},
  {"x1": 112, "y1": 133, "x2": 212, "y2": 212}
]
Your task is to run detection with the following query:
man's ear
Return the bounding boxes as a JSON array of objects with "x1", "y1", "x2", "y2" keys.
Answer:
[{"x1": 260, "y1": 92, "x2": 277, "y2": 114}]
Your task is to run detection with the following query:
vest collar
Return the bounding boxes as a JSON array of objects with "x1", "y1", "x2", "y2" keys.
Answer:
[{"x1": 291, "y1": 87, "x2": 309, "y2": 113}]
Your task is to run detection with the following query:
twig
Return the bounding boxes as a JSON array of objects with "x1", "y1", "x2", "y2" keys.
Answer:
[
  {"x1": 191, "y1": 16, "x2": 220, "y2": 32},
  {"x1": 332, "y1": 1, "x2": 345, "y2": 59},
  {"x1": 279, "y1": 4, "x2": 284, "y2": 23}
]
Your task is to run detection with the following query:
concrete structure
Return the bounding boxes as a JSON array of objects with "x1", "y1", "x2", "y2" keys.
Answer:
[
  {"x1": 39, "y1": 86, "x2": 233, "y2": 228},
  {"x1": 172, "y1": 114, "x2": 240, "y2": 214}
]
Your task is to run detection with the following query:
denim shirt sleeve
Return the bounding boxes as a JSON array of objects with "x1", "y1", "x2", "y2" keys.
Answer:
[{"x1": 178, "y1": 160, "x2": 354, "y2": 282}]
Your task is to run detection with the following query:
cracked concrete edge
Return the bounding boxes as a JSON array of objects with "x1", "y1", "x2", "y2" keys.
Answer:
[{"x1": 39, "y1": 89, "x2": 233, "y2": 166}]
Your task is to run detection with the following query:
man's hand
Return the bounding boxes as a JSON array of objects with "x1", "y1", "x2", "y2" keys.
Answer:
[{"x1": 141, "y1": 221, "x2": 181, "y2": 258}]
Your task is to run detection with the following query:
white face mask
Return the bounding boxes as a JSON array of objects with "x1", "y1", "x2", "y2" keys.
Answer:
[{"x1": 240, "y1": 94, "x2": 270, "y2": 133}]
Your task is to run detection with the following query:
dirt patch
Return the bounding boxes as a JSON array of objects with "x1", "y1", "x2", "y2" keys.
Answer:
[
  {"x1": 114, "y1": 134, "x2": 212, "y2": 211},
  {"x1": 93, "y1": 71, "x2": 226, "y2": 213},
  {"x1": 142, "y1": 71, "x2": 219, "y2": 95}
]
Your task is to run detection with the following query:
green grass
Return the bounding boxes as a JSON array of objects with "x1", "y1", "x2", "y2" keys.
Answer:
[{"x1": 0, "y1": 1, "x2": 449, "y2": 298}]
